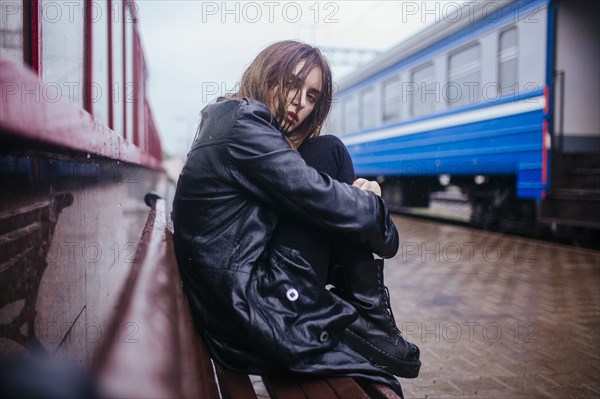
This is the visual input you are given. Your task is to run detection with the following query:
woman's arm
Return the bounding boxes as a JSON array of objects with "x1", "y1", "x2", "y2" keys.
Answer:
[{"x1": 226, "y1": 100, "x2": 398, "y2": 259}]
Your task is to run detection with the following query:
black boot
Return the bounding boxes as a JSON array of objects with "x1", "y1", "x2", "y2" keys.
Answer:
[{"x1": 330, "y1": 259, "x2": 421, "y2": 378}]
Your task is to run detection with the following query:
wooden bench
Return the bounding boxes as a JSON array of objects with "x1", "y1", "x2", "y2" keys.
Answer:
[{"x1": 94, "y1": 194, "x2": 401, "y2": 399}]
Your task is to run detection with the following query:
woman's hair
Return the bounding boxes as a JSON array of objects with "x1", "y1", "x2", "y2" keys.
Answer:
[{"x1": 232, "y1": 40, "x2": 333, "y2": 147}]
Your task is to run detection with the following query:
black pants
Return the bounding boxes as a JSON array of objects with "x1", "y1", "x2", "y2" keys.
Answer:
[{"x1": 271, "y1": 135, "x2": 373, "y2": 284}]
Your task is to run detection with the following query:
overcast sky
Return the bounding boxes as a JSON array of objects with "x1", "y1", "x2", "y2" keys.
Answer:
[{"x1": 135, "y1": 1, "x2": 450, "y2": 157}]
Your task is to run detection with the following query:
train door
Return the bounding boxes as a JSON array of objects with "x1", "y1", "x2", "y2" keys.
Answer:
[{"x1": 543, "y1": 0, "x2": 600, "y2": 233}]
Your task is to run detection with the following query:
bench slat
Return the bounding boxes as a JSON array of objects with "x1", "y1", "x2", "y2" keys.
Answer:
[
  {"x1": 263, "y1": 374, "x2": 381, "y2": 399},
  {"x1": 263, "y1": 375, "x2": 309, "y2": 399},
  {"x1": 174, "y1": 260, "x2": 220, "y2": 399},
  {"x1": 326, "y1": 377, "x2": 371, "y2": 399},
  {"x1": 298, "y1": 377, "x2": 339, "y2": 399},
  {"x1": 215, "y1": 364, "x2": 257, "y2": 399},
  {"x1": 360, "y1": 382, "x2": 402, "y2": 399}
]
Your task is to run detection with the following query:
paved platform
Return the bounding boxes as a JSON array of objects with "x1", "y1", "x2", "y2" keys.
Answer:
[{"x1": 387, "y1": 216, "x2": 600, "y2": 398}]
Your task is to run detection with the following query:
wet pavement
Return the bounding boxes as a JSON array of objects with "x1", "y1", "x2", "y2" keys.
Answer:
[{"x1": 387, "y1": 215, "x2": 600, "y2": 399}]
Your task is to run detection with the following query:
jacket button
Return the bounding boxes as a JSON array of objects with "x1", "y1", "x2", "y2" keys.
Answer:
[
  {"x1": 319, "y1": 331, "x2": 330, "y2": 342},
  {"x1": 286, "y1": 288, "x2": 299, "y2": 301}
]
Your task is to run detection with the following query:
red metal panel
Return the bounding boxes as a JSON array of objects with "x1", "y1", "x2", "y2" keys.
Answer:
[
  {"x1": 122, "y1": 0, "x2": 127, "y2": 141},
  {"x1": 107, "y1": 0, "x2": 114, "y2": 129},
  {"x1": 542, "y1": 119, "x2": 548, "y2": 186},
  {"x1": 85, "y1": 0, "x2": 93, "y2": 113},
  {"x1": 29, "y1": 0, "x2": 42, "y2": 74},
  {"x1": 132, "y1": 18, "x2": 140, "y2": 149},
  {"x1": 0, "y1": 57, "x2": 162, "y2": 170}
]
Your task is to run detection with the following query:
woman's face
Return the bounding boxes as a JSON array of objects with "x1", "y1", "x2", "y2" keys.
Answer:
[{"x1": 270, "y1": 61, "x2": 322, "y2": 134}]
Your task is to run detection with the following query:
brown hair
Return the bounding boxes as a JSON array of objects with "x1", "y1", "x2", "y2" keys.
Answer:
[{"x1": 233, "y1": 40, "x2": 333, "y2": 147}]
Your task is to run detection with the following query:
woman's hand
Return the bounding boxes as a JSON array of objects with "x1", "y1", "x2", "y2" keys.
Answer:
[{"x1": 352, "y1": 178, "x2": 382, "y2": 197}]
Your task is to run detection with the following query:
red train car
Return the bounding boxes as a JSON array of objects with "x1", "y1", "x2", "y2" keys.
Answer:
[{"x1": 0, "y1": 0, "x2": 168, "y2": 364}]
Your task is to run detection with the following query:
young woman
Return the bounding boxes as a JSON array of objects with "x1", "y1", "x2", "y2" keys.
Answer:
[{"x1": 172, "y1": 40, "x2": 420, "y2": 395}]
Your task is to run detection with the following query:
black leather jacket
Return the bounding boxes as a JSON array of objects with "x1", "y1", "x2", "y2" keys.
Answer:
[{"x1": 172, "y1": 98, "x2": 402, "y2": 393}]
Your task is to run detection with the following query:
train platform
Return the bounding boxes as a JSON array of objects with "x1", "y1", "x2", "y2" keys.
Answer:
[{"x1": 386, "y1": 216, "x2": 600, "y2": 399}]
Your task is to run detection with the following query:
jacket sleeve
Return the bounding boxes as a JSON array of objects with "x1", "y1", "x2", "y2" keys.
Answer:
[{"x1": 226, "y1": 100, "x2": 399, "y2": 259}]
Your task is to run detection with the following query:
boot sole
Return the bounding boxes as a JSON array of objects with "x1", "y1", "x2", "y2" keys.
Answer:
[{"x1": 344, "y1": 329, "x2": 421, "y2": 378}]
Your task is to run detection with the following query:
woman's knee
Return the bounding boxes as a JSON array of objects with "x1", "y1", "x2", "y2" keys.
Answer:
[
  {"x1": 299, "y1": 135, "x2": 345, "y2": 156},
  {"x1": 298, "y1": 135, "x2": 355, "y2": 183}
]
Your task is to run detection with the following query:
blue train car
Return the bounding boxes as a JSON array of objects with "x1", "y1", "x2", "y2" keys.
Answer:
[{"x1": 329, "y1": 0, "x2": 599, "y2": 238}]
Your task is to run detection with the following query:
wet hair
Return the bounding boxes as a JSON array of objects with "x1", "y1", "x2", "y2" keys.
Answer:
[{"x1": 233, "y1": 40, "x2": 333, "y2": 147}]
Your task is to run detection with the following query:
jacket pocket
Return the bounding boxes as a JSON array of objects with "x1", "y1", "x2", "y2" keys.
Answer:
[{"x1": 246, "y1": 244, "x2": 357, "y2": 365}]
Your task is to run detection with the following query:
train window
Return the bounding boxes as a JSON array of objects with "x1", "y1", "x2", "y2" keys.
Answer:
[
  {"x1": 92, "y1": 0, "x2": 110, "y2": 127},
  {"x1": 344, "y1": 95, "x2": 359, "y2": 133},
  {"x1": 361, "y1": 87, "x2": 377, "y2": 129},
  {"x1": 447, "y1": 43, "x2": 481, "y2": 107},
  {"x1": 0, "y1": 0, "x2": 24, "y2": 64},
  {"x1": 41, "y1": 0, "x2": 84, "y2": 106},
  {"x1": 499, "y1": 27, "x2": 518, "y2": 93},
  {"x1": 411, "y1": 63, "x2": 436, "y2": 117},
  {"x1": 125, "y1": 1, "x2": 135, "y2": 144},
  {"x1": 382, "y1": 77, "x2": 401, "y2": 123},
  {"x1": 111, "y1": 1, "x2": 125, "y2": 137}
]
